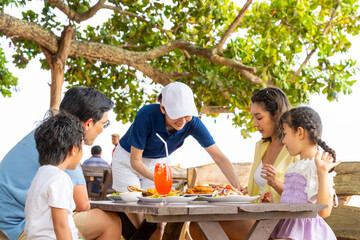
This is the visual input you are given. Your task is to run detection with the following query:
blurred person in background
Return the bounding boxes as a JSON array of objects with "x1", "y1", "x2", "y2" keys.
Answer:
[
  {"x1": 83, "y1": 145, "x2": 111, "y2": 193},
  {"x1": 111, "y1": 133, "x2": 120, "y2": 158}
]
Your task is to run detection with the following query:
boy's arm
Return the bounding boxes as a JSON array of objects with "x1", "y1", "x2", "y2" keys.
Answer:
[
  {"x1": 51, "y1": 207, "x2": 73, "y2": 240},
  {"x1": 73, "y1": 185, "x2": 90, "y2": 211}
]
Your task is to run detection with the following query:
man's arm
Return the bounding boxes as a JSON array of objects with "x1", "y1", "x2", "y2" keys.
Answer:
[
  {"x1": 51, "y1": 207, "x2": 73, "y2": 240},
  {"x1": 73, "y1": 185, "x2": 90, "y2": 211}
]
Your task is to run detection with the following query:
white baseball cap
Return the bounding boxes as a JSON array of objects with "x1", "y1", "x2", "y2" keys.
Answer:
[{"x1": 161, "y1": 82, "x2": 198, "y2": 119}]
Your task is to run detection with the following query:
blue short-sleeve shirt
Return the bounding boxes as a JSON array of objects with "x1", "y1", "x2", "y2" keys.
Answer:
[
  {"x1": 0, "y1": 130, "x2": 85, "y2": 239},
  {"x1": 119, "y1": 104, "x2": 215, "y2": 158}
]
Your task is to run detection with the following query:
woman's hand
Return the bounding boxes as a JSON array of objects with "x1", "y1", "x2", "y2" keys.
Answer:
[
  {"x1": 260, "y1": 191, "x2": 273, "y2": 203},
  {"x1": 315, "y1": 150, "x2": 341, "y2": 174},
  {"x1": 261, "y1": 164, "x2": 277, "y2": 188},
  {"x1": 240, "y1": 186, "x2": 248, "y2": 195}
]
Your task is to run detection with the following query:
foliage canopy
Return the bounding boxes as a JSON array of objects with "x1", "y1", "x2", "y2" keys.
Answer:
[{"x1": 0, "y1": 0, "x2": 359, "y2": 136}]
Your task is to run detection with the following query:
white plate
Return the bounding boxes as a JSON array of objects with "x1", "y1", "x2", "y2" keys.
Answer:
[
  {"x1": 200, "y1": 195, "x2": 260, "y2": 203},
  {"x1": 138, "y1": 196, "x2": 197, "y2": 204},
  {"x1": 106, "y1": 194, "x2": 124, "y2": 202}
]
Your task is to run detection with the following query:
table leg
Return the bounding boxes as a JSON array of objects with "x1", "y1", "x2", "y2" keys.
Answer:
[
  {"x1": 197, "y1": 222, "x2": 230, "y2": 240},
  {"x1": 162, "y1": 222, "x2": 185, "y2": 240},
  {"x1": 245, "y1": 219, "x2": 280, "y2": 240}
]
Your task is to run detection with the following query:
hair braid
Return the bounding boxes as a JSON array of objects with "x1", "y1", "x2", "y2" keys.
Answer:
[
  {"x1": 317, "y1": 138, "x2": 336, "y2": 162},
  {"x1": 298, "y1": 108, "x2": 319, "y2": 143},
  {"x1": 280, "y1": 106, "x2": 337, "y2": 172}
]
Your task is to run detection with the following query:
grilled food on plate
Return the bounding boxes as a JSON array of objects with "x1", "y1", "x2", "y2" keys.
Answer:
[{"x1": 186, "y1": 185, "x2": 215, "y2": 194}]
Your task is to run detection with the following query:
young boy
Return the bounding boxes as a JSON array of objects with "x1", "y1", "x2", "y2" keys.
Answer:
[{"x1": 24, "y1": 111, "x2": 85, "y2": 239}]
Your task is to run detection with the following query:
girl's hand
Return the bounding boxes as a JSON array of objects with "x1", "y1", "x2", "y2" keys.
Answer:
[
  {"x1": 315, "y1": 150, "x2": 341, "y2": 174},
  {"x1": 260, "y1": 191, "x2": 273, "y2": 203},
  {"x1": 261, "y1": 164, "x2": 277, "y2": 188}
]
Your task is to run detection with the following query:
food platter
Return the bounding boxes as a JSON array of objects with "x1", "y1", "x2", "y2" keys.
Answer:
[
  {"x1": 106, "y1": 194, "x2": 124, "y2": 202},
  {"x1": 137, "y1": 196, "x2": 197, "y2": 204},
  {"x1": 182, "y1": 194, "x2": 212, "y2": 197},
  {"x1": 200, "y1": 195, "x2": 260, "y2": 203}
]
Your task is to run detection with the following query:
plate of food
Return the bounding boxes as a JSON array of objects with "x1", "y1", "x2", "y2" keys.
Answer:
[
  {"x1": 106, "y1": 193, "x2": 124, "y2": 202},
  {"x1": 200, "y1": 195, "x2": 260, "y2": 203},
  {"x1": 185, "y1": 185, "x2": 216, "y2": 195},
  {"x1": 199, "y1": 185, "x2": 260, "y2": 203},
  {"x1": 182, "y1": 194, "x2": 212, "y2": 197},
  {"x1": 137, "y1": 196, "x2": 197, "y2": 204}
]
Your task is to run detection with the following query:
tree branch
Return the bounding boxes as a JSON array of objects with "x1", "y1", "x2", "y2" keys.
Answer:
[
  {"x1": 201, "y1": 106, "x2": 233, "y2": 114},
  {"x1": 290, "y1": 3, "x2": 340, "y2": 81},
  {"x1": 332, "y1": 15, "x2": 360, "y2": 25},
  {"x1": 145, "y1": 39, "x2": 258, "y2": 74},
  {"x1": 57, "y1": 25, "x2": 74, "y2": 63},
  {"x1": 215, "y1": 0, "x2": 253, "y2": 54},
  {"x1": 0, "y1": 13, "x2": 262, "y2": 87},
  {"x1": 47, "y1": 0, "x2": 106, "y2": 23}
]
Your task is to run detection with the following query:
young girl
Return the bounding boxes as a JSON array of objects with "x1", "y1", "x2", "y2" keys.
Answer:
[{"x1": 264, "y1": 106, "x2": 339, "y2": 240}]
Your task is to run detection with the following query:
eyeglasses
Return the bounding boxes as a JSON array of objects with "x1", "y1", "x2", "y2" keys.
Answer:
[{"x1": 103, "y1": 120, "x2": 110, "y2": 129}]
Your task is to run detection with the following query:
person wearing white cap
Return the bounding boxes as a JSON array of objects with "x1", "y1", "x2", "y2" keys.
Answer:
[{"x1": 112, "y1": 82, "x2": 242, "y2": 239}]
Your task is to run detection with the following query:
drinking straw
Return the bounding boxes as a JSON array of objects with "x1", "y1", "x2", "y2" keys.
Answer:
[{"x1": 156, "y1": 133, "x2": 169, "y2": 158}]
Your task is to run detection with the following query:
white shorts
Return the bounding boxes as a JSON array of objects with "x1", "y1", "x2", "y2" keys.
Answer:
[{"x1": 112, "y1": 145, "x2": 169, "y2": 192}]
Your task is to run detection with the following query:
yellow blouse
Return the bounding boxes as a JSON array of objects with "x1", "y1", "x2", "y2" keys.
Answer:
[{"x1": 247, "y1": 139, "x2": 298, "y2": 203}]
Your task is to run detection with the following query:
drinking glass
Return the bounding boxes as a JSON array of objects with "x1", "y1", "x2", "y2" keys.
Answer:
[{"x1": 154, "y1": 163, "x2": 173, "y2": 205}]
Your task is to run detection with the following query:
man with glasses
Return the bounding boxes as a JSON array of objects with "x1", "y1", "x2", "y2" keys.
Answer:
[{"x1": 0, "y1": 87, "x2": 122, "y2": 240}]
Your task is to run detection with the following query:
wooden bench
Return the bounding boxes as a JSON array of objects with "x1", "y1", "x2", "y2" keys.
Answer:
[
  {"x1": 81, "y1": 165, "x2": 115, "y2": 200},
  {"x1": 325, "y1": 161, "x2": 360, "y2": 240}
]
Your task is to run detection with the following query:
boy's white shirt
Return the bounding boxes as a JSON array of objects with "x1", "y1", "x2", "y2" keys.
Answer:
[
  {"x1": 286, "y1": 158, "x2": 337, "y2": 205},
  {"x1": 25, "y1": 165, "x2": 78, "y2": 239}
]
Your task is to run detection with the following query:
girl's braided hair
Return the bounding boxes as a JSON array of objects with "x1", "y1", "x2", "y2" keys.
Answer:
[
  {"x1": 251, "y1": 87, "x2": 291, "y2": 142},
  {"x1": 280, "y1": 106, "x2": 336, "y2": 167}
]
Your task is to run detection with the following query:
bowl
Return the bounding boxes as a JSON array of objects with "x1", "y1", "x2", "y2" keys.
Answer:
[{"x1": 119, "y1": 191, "x2": 142, "y2": 202}]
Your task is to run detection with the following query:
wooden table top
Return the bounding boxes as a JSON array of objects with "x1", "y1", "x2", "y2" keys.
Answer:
[
  {"x1": 91, "y1": 200, "x2": 326, "y2": 222},
  {"x1": 91, "y1": 200, "x2": 326, "y2": 240}
]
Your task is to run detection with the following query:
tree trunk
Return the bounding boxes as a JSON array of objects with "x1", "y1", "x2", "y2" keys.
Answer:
[
  {"x1": 39, "y1": 25, "x2": 74, "y2": 111},
  {"x1": 49, "y1": 60, "x2": 65, "y2": 110}
]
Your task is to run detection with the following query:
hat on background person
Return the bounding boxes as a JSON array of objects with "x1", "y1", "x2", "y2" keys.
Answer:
[{"x1": 161, "y1": 82, "x2": 198, "y2": 119}]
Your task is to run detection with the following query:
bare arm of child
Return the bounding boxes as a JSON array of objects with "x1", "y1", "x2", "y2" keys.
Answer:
[
  {"x1": 73, "y1": 185, "x2": 90, "y2": 211},
  {"x1": 261, "y1": 164, "x2": 284, "y2": 195},
  {"x1": 51, "y1": 207, "x2": 73, "y2": 240},
  {"x1": 315, "y1": 150, "x2": 341, "y2": 218}
]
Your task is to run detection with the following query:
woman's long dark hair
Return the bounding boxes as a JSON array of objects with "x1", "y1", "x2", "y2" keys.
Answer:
[{"x1": 251, "y1": 87, "x2": 291, "y2": 142}]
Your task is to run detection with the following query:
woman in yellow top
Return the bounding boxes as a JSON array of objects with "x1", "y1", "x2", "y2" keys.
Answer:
[{"x1": 190, "y1": 87, "x2": 298, "y2": 240}]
